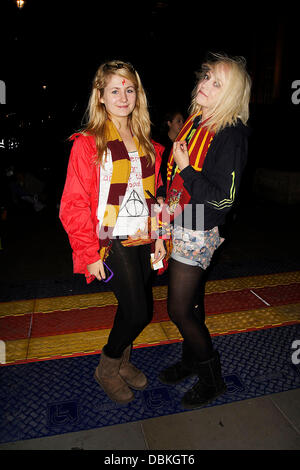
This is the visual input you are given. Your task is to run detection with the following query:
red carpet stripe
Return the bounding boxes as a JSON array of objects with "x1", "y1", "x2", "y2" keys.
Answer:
[{"x1": 252, "y1": 283, "x2": 300, "y2": 305}]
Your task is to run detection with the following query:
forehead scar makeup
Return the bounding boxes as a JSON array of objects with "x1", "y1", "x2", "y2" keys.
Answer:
[{"x1": 122, "y1": 79, "x2": 125, "y2": 86}]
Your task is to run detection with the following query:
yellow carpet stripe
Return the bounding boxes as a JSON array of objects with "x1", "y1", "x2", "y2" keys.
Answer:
[{"x1": 0, "y1": 299, "x2": 35, "y2": 317}]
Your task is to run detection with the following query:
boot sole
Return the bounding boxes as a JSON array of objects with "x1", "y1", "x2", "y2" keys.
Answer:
[
  {"x1": 119, "y1": 363, "x2": 148, "y2": 390},
  {"x1": 120, "y1": 372, "x2": 148, "y2": 390},
  {"x1": 125, "y1": 380, "x2": 148, "y2": 391},
  {"x1": 181, "y1": 385, "x2": 227, "y2": 410},
  {"x1": 94, "y1": 372, "x2": 135, "y2": 405}
]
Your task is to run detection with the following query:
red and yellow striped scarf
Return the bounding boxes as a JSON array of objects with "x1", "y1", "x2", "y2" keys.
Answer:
[
  {"x1": 99, "y1": 119, "x2": 156, "y2": 259},
  {"x1": 167, "y1": 113, "x2": 215, "y2": 192}
]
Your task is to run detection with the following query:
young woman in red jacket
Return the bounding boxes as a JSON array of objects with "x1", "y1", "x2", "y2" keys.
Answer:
[{"x1": 60, "y1": 61, "x2": 166, "y2": 404}]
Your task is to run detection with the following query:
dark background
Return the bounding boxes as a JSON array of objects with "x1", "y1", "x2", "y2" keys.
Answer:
[
  {"x1": 1, "y1": 2, "x2": 299, "y2": 110},
  {"x1": 1, "y1": 1, "x2": 299, "y2": 171}
]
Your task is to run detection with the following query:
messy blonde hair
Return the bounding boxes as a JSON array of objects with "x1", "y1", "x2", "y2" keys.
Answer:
[
  {"x1": 81, "y1": 60, "x2": 155, "y2": 165},
  {"x1": 189, "y1": 52, "x2": 251, "y2": 133}
]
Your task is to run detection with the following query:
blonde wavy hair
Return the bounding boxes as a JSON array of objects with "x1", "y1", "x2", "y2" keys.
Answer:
[
  {"x1": 80, "y1": 60, "x2": 155, "y2": 165},
  {"x1": 189, "y1": 52, "x2": 252, "y2": 133}
]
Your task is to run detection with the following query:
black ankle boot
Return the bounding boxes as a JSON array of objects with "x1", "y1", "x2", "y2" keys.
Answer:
[
  {"x1": 181, "y1": 350, "x2": 227, "y2": 409},
  {"x1": 158, "y1": 341, "x2": 196, "y2": 385},
  {"x1": 158, "y1": 361, "x2": 195, "y2": 385}
]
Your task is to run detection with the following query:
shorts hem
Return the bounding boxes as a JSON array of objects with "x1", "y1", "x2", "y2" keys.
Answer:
[{"x1": 170, "y1": 252, "x2": 205, "y2": 268}]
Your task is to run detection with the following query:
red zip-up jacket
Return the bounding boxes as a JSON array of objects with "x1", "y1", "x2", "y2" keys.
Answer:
[{"x1": 59, "y1": 133, "x2": 164, "y2": 283}]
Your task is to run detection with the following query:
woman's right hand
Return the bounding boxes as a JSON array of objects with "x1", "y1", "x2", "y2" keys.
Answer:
[
  {"x1": 87, "y1": 259, "x2": 106, "y2": 281},
  {"x1": 173, "y1": 140, "x2": 190, "y2": 171}
]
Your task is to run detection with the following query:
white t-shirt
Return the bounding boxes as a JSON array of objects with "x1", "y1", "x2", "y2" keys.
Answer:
[{"x1": 97, "y1": 150, "x2": 149, "y2": 237}]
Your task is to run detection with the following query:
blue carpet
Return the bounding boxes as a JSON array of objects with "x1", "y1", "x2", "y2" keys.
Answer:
[{"x1": 1, "y1": 324, "x2": 300, "y2": 444}]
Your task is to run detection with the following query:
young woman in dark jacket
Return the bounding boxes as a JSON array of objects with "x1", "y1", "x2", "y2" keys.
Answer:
[{"x1": 157, "y1": 53, "x2": 252, "y2": 409}]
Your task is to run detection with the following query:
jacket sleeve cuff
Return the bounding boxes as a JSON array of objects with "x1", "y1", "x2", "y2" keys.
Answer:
[
  {"x1": 180, "y1": 165, "x2": 198, "y2": 180},
  {"x1": 83, "y1": 251, "x2": 101, "y2": 284}
]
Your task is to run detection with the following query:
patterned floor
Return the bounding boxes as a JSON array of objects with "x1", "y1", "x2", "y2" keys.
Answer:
[
  {"x1": 1, "y1": 271, "x2": 300, "y2": 364},
  {"x1": 1, "y1": 271, "x2": 300, "y2": 444}
]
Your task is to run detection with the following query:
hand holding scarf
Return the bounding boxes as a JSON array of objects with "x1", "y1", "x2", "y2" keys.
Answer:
[{"x1": 172, "y1": 141, "x2": 190, "y2": 171}]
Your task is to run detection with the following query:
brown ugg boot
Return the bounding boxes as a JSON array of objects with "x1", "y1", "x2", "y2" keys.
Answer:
[
  {"x1": 119, "y1": 345, "x2": 148, "y2": 390},
  {"x1": 94, "y1": 349, "x2": 134, "y2": 404}
]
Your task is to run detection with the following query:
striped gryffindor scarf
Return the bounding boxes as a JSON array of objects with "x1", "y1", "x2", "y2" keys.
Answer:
[
  {"x1": 99, "y1": 119, "x2": 156, "y2": 260},
  {"x1": 157, "y1": 113, "x2": 215, "y2": 237}
]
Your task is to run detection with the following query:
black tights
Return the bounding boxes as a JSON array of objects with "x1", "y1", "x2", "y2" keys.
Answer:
[
  {"x1": 168, "y1": 258, "x2": 213, "y2": 362},
  {"x1": 104, "y1": 240, "x2": 153, "y2": 358}
]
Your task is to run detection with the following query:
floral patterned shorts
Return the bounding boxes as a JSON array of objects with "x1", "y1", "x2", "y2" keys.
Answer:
[{"x1": 171, "y1": 225, "x2": 224, "y2": 270}]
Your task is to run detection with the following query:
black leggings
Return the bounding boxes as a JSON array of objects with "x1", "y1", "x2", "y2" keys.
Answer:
[
  {"x1": 103, "y1": 239, "x2": 153, "y2": 358},
  {"x1": 167, "y1": 258, "x2": 214, "y2": 362}
]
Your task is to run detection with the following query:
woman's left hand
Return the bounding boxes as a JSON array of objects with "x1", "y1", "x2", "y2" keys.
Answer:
[
  {"x1": 173, "y1": 140, "x2": 190, "y2": 171},
  {"x1": 153, "y1": 239, "x2": 166, "y2": 264}
]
